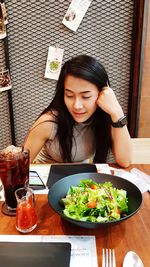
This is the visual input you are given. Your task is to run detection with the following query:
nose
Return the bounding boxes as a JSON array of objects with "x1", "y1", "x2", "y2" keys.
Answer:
[{"x1": 73, "y1": 97, "x2": 83, "y2": 109}]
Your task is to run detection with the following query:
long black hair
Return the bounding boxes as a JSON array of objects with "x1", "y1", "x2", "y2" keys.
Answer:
[{"x1": 42, "y1": 55, "x2": 112, "y2": 163}]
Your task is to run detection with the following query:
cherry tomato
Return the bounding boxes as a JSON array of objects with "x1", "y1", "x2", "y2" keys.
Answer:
[
  {"x1": 90, "y1": 184, "x2": 97, "y2": 190},
  {"x1": 87, "y1": 201, "x2": 97, "y2": 208}
]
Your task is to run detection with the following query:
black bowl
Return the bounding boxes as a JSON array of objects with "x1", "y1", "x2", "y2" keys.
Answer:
[{"x1": 48, "y1": 172, "x2": 142, "y2": 229}]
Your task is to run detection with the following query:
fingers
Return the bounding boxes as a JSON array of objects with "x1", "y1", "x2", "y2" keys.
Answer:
[
  {"x1": 98, "y1": 85, "x2": 110, "y2": 97},
  {"x1": 101, "y1": 85, "x2": 109, "y2": 91}
]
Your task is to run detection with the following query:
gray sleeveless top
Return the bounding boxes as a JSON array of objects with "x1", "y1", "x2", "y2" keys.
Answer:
[{"x1": 34, "y1": 121, "x2": 95, "y2": 163}]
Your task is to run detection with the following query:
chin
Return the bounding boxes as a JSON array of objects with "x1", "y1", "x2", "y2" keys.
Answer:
[{"x1": 73, "y1": 116, "x2": 91, "y2": 123}]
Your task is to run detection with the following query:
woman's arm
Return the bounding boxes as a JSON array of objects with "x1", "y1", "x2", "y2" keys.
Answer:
[
  {"x1": 96, "y1": 86, "x2": 132, "y2": 167},
  {"x1": 24, "y1": 114, "x2": 54, "y2": 163},
  {"x1": 111, "y1": 125, "x2": 132, "y2": 167}
]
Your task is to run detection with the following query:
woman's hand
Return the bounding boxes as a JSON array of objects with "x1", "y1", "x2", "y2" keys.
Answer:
[{"x1": 96, "y1": 86, "x2": 124, "y2": 122}]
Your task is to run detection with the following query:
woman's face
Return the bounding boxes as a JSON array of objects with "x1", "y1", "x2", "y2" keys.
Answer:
[{"x1": 64, "y1": 75, "x2": 99, "y2": 123}]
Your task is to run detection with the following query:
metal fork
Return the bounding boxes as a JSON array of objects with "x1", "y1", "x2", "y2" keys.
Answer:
[{"x1": 102, "y1": 248, "x2": 116, "y2": 267}]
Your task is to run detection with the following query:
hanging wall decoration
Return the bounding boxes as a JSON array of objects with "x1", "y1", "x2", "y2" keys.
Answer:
[
  {"x1": 0, "y1": 69, "x2": 12, "y2": 92},
  {"x1": 0, "y1": 1, "x2": 7, "y2": 39},
  {"x1": 0, "y1": 1, "x2": 8, "y2": 25},
  {"x1": 62, "y1": 0, "x2": 92, "y2": 32},
  {"x1": 0, "y1": 21, "x2": 6, "y2": 39},
  {"x1": 45, "y1": 45, "x2": 64, "y2": 81}
]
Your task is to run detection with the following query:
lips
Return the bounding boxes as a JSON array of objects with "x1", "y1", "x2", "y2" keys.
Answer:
[{"x1": 73, "y1": 111, "x2": 86, "y2": 116}]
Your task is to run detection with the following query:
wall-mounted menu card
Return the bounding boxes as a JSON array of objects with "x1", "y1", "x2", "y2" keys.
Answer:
[
  {"x1": 62, "y1": 0, "x2": 92, "y2": 32},
  {"x1": 45, "y1": 46, "x2": 64, "y2": 80}
]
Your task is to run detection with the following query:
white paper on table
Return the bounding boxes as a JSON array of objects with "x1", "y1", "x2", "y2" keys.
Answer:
[
  {"x1": 95, "y1": 164, "x2": 111, "y2": 174},
  {"x1": 30, "y1": 164, "x2": 50, "y2": 194},
  {"x1": 113, "y1": 168, "x2": 149, "y2": 193},
  {"x1": 0, "y1": 235, "x2": 98, "y2": 267},
  {"x1": 130, "y1": 168, "x2": 150, "y2": 192},
  {"x1": 62, "y1": 0, "x2": 92, "y2": 32},
  {"x1": 30, "y1": 164, "x2": 50, "y2": 185}
]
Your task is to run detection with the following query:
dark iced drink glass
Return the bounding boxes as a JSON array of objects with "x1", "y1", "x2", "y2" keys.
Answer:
[{"x1": 0, "y1": 146, "x2": 29, "y2": 214}]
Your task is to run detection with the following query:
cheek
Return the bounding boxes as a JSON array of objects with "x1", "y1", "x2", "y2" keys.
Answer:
[
  {"x1": 87, "y1": 96, "x2": 98, "y2": 108},
  {"x1": 85, "y1": 99, "x2": 98, "y2": 114},
  {"x1": 90, "y1": 103, "x2": 97, "y2": 113}
]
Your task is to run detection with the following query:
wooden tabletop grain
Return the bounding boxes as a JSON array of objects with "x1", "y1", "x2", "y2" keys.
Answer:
[{"x1": 0, "y1": 164, "x2": 150, "y2": 267}]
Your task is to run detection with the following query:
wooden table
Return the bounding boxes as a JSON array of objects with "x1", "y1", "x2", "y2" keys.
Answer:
[{"x1": 0, "y1": 164, "x2": 150, "y2": 267}]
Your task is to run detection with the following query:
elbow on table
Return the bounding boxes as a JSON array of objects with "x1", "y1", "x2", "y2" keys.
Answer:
[{"x1": 116, "y1": 159, "x2": 131, "y2": 168}]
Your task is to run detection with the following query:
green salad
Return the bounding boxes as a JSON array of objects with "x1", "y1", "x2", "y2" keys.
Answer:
[{"x1": 60, "y1": 179, "x2": 128, "y2": 222}]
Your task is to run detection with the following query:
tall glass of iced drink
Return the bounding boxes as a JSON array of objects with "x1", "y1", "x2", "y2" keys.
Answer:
[{"x1": 0, "y1": 145, "x2": 29, "y2": 216}]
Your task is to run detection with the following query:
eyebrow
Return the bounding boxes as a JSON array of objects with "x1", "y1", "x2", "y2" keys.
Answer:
[{"x1": 64, "y1": 89, "x2": 92, "y2": 94}]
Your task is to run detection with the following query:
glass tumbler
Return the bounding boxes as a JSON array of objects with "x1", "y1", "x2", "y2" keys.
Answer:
[
  {"x1": 0, "y1": 146, "x2": 29, "y2": 216},
  {"x1": 15, "y1": 187, "x2": 37, "y2": 233}
]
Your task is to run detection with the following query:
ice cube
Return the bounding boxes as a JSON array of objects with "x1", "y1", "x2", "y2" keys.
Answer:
[{"x1": 0, "y1": 145, "x2": 22, "y2": 159}]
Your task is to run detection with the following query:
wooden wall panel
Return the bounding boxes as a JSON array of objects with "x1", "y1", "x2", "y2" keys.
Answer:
[{"x1": 138, "y1": 0, "x2": 150, "y2": 137}]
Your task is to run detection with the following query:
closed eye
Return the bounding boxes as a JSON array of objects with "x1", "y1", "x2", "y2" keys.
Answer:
[
  {"x1": 82, "y1": 96, "x2": 91, "y2": 99},
  {"x1": 65, "y1": 94, "x2": 73, "y2": 98}
]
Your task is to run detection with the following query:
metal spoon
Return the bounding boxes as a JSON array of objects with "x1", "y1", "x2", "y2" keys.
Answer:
[{"x1": 123, "y1": 251, "x2": 144, "y2": 267}]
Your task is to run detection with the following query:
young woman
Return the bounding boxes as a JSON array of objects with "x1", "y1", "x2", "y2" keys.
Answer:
[{"x1": 24, "y1": 55, "x2": 131, "y2": 167}]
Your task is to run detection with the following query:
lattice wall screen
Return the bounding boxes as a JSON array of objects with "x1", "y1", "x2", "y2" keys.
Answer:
[
  {"x1": 0, "y1": 41, "x2": 12, "y2": 149},
  {"x1": 1, "y1": 0, "x2": 134, "y2": 151}
]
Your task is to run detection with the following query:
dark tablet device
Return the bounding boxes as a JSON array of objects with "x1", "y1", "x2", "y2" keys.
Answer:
[
  {"x1": 0, "y1": 242, "x2": 71, "y2": 267},
  {"x1": 29, "y1": 171, "x2": 46, "y2": 190},
  {"x1": 46, "y1": 163, "x2": 97, "y2": 188}
]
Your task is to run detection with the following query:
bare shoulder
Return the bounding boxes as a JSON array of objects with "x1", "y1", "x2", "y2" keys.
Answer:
[{"x1": 30, "y1": 111, "x2": 57, "y2": 139}]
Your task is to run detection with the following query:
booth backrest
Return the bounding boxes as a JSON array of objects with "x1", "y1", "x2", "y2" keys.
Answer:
[{"x1": 131, "y1": 138, "x2": 150, "y2": 164}]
